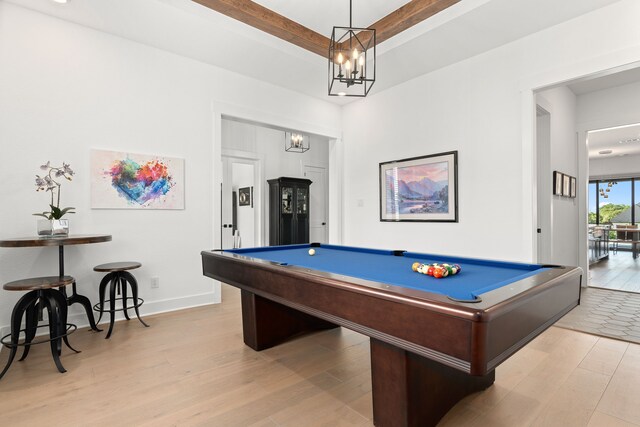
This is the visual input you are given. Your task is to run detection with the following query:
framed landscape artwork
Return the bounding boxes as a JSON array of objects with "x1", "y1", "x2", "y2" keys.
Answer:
[
  {"x1": 570, "y1": 176, "x2": 576, "y2": 198},
  {"x1": 379, "y1": 151, "x2": 458, "y2": 222},
  {"x1": 91, "y1": 149, "x2": 185, "y2": 209}
]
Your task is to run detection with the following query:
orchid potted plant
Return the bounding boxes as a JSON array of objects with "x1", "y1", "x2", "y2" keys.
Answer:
[{"x1": 34, "y1": 161, "x2": 75, "y2": 236}]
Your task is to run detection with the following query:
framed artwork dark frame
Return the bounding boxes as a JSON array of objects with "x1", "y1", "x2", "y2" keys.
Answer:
[
  {"x1": 553, "y1": 171, "x2": 563, "y2": 195},
  {"x1": 238, "y1": 187, "x2": 251, "y2": 206},
  {"x1": 562, "y1": 174, "x2": 571, "y2": 197},
  {"x1": 379, "y1": 151, "x2": 458, "y2": 222},
  {"x1": 570, "y1": 177, "x2": 576, "y2": 198}
]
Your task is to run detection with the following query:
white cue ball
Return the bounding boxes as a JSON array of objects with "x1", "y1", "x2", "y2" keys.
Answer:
[{"x1": 308, "y1": 249, "x2": 316, "y2": 256}]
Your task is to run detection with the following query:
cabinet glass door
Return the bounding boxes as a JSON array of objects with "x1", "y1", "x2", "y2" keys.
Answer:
[
  {"x1": 282, "y1": 187, "x2": 293, "y2": 214},
  {"x1": 297, "y1": 188, "x2": 308, "y2": 214}
]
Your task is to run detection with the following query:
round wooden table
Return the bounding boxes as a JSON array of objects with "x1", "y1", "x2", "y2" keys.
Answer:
[{"x1": 0, "y1": 234, "x2": 112, "y2": 332}]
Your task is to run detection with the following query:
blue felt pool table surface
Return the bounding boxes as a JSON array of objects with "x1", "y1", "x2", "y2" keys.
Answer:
[{"x1": 226, "y1": 244, "x2": 548, "y2": 301}]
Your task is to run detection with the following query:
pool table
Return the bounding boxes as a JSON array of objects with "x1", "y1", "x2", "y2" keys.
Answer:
[{"x1": 201, "y1": 243, "x2": 581, "y2": 427}]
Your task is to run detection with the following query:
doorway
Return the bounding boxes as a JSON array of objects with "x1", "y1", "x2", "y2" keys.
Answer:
[
  {"x1": 536, "y1": 105, "x2": 552, "y2": 263},
  {"x1": 221, "y1": 152, "x2": 262, "y2": 250},
  {"x1": 304, "y1": 165, "x2": 328, "y2": 243}
]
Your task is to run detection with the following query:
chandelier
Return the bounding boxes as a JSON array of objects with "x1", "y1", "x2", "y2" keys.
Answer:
[
  {"x1": 599, "y1": 181, "x2": 618, "y2": 199},
  {"x1": 328, "y1": 0, "x2": 376, "y2": 97},
  {"x1": 285, "y1": 132, "x2": 309, "y2": 153}
]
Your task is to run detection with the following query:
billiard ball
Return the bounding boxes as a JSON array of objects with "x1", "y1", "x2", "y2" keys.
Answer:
[
  {"x1": 308, "y1": 249, "x2": 315, "y2": 256},
  {"x1": 412, "y1": 262, "x2": 421, "y2": 272}
]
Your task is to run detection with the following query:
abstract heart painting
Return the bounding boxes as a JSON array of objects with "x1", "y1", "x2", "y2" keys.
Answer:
[{"x1": 91, "y1": 149, "x2": 184, "y2": 209}]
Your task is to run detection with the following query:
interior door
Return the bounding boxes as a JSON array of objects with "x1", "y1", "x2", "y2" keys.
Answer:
[
  {"x1": 221, "y1": 157, "x2": 235, "y2": 249},
  {"x1": 304, "y1": 165, "x2": 328, "y2": 243},
  {"x1": 222, "y1": 155, "x2": 261, "y2": 249}
]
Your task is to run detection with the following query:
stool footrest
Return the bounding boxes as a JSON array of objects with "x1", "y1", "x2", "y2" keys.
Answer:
[
  {"x1": 1, "y1": 323, "x2": 77, "y2": 348},
  {"x1": 93, "y1": 297, "x2": 144, "y2": 313}
]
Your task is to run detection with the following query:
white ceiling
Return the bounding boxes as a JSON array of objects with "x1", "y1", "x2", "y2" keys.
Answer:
[
  {"x1": 588, "y1": 124, "x2": 640, "y2": 159},
  {"x1": 5, "y1": 0, "x2": 622, "y2": 104},
  {"x1": 568, "y1": 67, "x2": 640, "y2": 96}
]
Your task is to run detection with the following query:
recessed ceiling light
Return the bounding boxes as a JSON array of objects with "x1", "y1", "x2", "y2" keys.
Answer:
[
  {"x1": 337, "y1": 92, "x2": 346, "y2": 97},
  {"x1": 598, "y1": 150, "x2": 613, "y2": 155},
  {"x1": 51, "y1": 0, "x2": 68, "y2": 3}
]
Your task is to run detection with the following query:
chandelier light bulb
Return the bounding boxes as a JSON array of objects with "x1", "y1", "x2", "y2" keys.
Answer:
[
  {"x1": 352, "y1": 48, "x2": 359, "y2": 61},
  {"x1": 337, "y1": 53, "x2": 344, "y2": 64},
  {"x1": 345, "y1": 60, "x2": 352, "y2": 70}
]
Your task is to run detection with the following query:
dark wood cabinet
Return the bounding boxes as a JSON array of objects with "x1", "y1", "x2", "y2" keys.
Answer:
[{"x1": 268, "y1": 177, "x2": 312, "y2": 245}]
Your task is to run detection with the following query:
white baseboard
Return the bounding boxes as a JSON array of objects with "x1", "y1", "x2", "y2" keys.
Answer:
[{"x1": 0, "y1": 291, "x2": 218, "y2": 353}]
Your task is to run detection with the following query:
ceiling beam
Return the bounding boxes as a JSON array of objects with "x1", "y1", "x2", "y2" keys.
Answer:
[
  {"x1": 191, "y1": 0, "x2": 330, "y2": 56},
  {"x1": 370, "y1": 0, "x2": 462, "y2": 44},
  {"x1": 191, "y1": 0, "x2": 461, "y2": 58}
]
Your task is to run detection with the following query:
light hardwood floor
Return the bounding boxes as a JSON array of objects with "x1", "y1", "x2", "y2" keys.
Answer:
[
  {"x1": 591, "y1": 251, "x2": 640, "y2": 293},
  {"x1": 1, "y1": 285, "x2": 639, "y2": 426}
]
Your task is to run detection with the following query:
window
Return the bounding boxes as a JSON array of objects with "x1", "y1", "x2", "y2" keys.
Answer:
[
  {"x1": 595, "y1": 179, "x2": 632, "y2": 225},
  {"x1": 589, "y1": 178, "x2": 639, "y2": 225}
]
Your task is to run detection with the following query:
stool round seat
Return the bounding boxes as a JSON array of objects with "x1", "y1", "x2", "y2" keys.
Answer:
[
  {"x1": 93, "y1": 262, "x2": 141, "y2": 272},
  {"x1": 3, "y1": 276, "x2": 75, "y2": 291}
]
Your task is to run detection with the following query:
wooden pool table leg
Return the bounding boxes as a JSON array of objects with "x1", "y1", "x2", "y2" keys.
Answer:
[
  {"x1": 240, "y1": 290, "x2": 338, "y2": 351},
  {"x1": 370, "y1": 338, "x2": 495, "y2": 427}
]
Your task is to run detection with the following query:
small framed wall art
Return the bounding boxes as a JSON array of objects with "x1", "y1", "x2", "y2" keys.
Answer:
[
  {"x1": 553, "y1": 171, "x2": 577, "y2": 199},
  {"x1": 570, "y1": 177, "x2": 576, "y2": 198},
  {"x1": 562, "y1": 174, "x2": 571, "y2": 197},
  {"x1": 553, "y1": 171, "x2": 563, "y2": 196},
  {"x1": 238, "y1": 187, "x2": 251, "y2": 206}
]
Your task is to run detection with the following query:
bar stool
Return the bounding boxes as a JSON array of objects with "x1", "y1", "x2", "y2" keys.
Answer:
[
  {"x1": 93, "y1": 262, "x2": 149, "y2": 339},
  {"x1": 1, "y1": 276, "x2": 80, "y2": 380}
]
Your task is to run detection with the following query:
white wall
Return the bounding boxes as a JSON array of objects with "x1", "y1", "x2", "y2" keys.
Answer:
[
  {"x1": 0, "y1": 3, "x2": 340, "y2": 332},
  {"x1": 221, "y1": 119, "x2": 330, "y2": 244},
  {"x1": 537, "y1": 87, "x2": 579, "y2": 267},
  {"x1": 342, "y1": 0, "x2": 640, "y2": 262}
]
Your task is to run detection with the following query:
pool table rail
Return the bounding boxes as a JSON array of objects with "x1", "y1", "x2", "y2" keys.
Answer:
[{"x1": 201, "y1": 249, "x2": 581, "y2": 376}]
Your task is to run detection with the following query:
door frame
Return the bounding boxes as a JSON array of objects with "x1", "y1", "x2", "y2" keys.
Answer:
[
  {"x1": 535, "y1": 99, "x2": 553, "y2": 264},
  {"x1": 222, "y1": 149, "x2": 264, "y2": 248},
  {"x1": 522, "y1": 60, "x2": 640, "y2": 290},
  {"x1": 212, "y1": 102, "x2": 343, "y2": 251}
]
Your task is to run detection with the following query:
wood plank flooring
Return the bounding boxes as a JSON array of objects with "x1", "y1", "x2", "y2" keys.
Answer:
[
  {"x1": 0, "y1": 285, "x2": 639, "y2": 426},
  {"x1": 590, "y1": 251, "x2": 640, "y2": 293}
]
